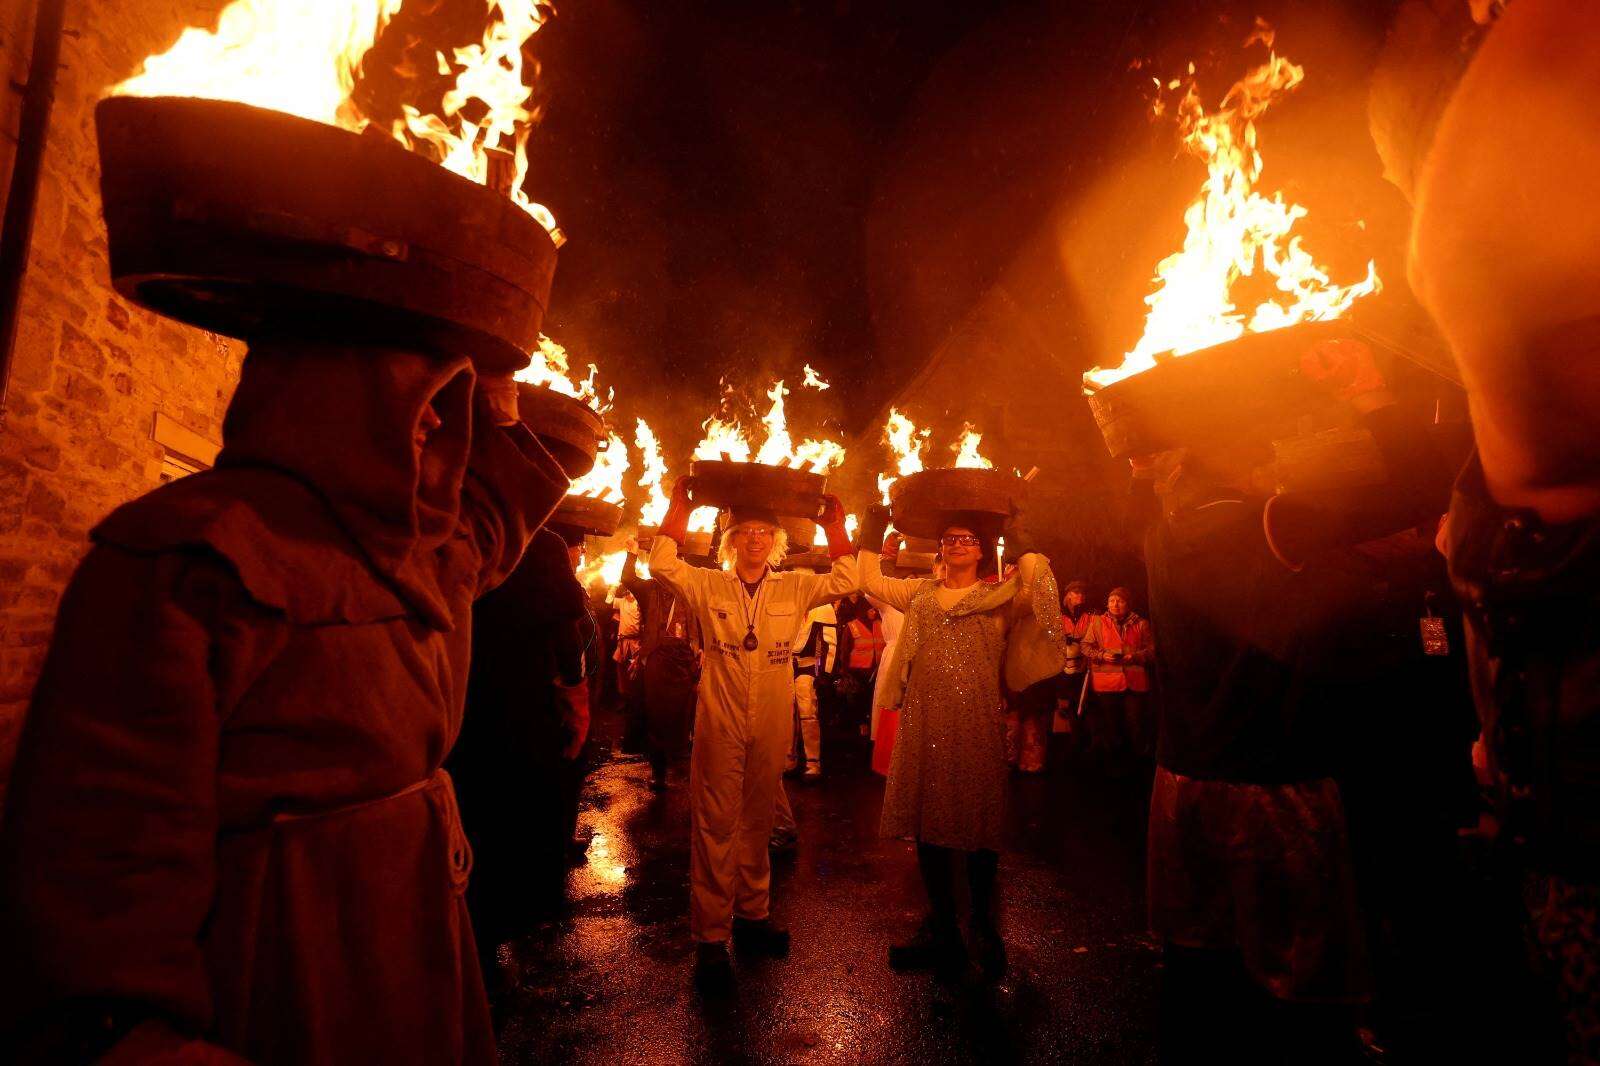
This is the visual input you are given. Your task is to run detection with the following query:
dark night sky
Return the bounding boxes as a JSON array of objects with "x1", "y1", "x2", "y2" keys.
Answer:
[{"x1": 511, "y1": 0, "x2": 1405, "y2": 458}]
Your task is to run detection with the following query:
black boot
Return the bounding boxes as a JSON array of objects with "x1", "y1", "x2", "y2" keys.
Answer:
[
  {"x1": 967, "y1": 848, "x2": 1005, "y2": 979},
  {"x1": 888, "y1": 915, "x2": 966, "y2": 981},
  {"x1": 731, "y1": 916, "x2": 791, "y2": 958},
  {"x1": 694, "y1": 941, "x2": 734, "y2": 992}
]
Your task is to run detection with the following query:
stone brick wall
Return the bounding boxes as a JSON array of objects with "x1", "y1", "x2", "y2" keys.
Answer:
[{"x1": 0, "y1": 0, "x2": 244, "y2": 797}]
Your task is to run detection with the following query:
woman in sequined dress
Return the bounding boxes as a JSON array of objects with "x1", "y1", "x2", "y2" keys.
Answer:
[{"x1": 856, "y1": 505, "x2": 1063, "y2": 981}]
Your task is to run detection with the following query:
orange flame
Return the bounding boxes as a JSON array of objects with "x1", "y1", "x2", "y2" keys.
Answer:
[
  {"x1": 568, "y1": 431, "x2": 629, "y2": 505},
  {"x1": 952, "y1": 424, "x2": 995, "y2": 470},
  {"x1": 513, "y1": 335, "x2": 612, "y2": 413},
  {"x1": 576, "y1": 549, "x2": 629, "y2": 594},
  {"x1": 693, "y1": 378, "x2": 846, "y2": 474},
  {"x1": 1084, "y1": 45, "x2": 1380, "y2": 391},
  {"x1": 634, "y1": 418, "x2": 671, "y2": 527},
  {"x1": 876, "y1": 407, "x2": 931, "y2": 504},
  {"x1": 801, "y1": 364, "x2": 831, "y2": 390},
  {"x1": 112, "y1": 0, "x2": 563, "y2": 244}
]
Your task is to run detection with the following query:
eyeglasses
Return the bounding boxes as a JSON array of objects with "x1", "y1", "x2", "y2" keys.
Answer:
[
  {"x1": 733, "y1": 526, "x2": 774, "y2": 540},
  {"x1": 940, "y1": 534, "x2": 982, "y2": 547}
]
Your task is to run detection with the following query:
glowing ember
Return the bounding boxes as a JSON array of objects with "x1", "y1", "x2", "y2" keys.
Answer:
[
  {"x1": 112, "y1": 0, "x2": 563, "y2": 244},
  {"x1": 634, "y1": 419, "x2": 671, "y2": 527},
  {"x1": 876, "y1": 407, "x2": 931, "y2": 504},
  {"x1": 568, "y1": 432, "x2": 629, "y2": 504},
  {"x1": 801, "y1": 364, "x2": 831, "y2": 390},
  {"x1": 514, "y1": 335, "x2": 612, "y2": 413},
  {"x1": 952, "y1": 424, "x2": 995, "y2": 470},
  {"x1": 693, "y1": 378, "x2": 846, "y2": 475},
  {"x1": 1084, "y1": 40, "x2": 1380, "y2": 391}
]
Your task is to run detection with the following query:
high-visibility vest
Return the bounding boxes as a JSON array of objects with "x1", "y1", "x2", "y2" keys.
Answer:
[
  {"x1": 1086, "y1": 612, "x2": 1152, "y2": 693},
  {"x1": 847, "y1": 618, "x2": 886, "y2": 670}
]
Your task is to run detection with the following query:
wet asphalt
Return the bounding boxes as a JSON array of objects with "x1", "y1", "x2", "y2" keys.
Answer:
[{"x1": 492, "y1": 732, "x2": 1161, "y2": 1066}]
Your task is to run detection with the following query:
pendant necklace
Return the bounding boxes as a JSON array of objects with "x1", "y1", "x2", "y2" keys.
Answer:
[{"x1": 738, "y1": 574, "x2": 764, "y2": 652}]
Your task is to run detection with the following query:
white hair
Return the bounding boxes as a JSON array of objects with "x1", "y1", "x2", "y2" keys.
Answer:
[{"x1": 718, "y1": 522, "x2": 790, "y2": 568}]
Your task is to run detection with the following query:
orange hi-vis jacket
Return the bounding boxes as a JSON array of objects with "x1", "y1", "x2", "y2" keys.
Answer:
[
  {"x1": 847, "y1": 617, "x2": 887, "y2": 670},
  {"x1": 1086, "y1": 611, "x2": 1153, "y2": 693}
]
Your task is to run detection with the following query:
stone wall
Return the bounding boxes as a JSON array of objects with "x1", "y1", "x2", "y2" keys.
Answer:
[{"x1": 0, "y1": 0, "x2": 243, "y2": 796}]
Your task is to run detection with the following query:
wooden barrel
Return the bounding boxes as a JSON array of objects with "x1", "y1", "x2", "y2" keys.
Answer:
[
  {"x1": 780, "y1": 550, "x2": 833, "y2": 572},
  {"x1": 889, "y1": 468, "x2": 1024, "y2": 540},
  {"x1": 1084, "y1": 321, "x2": 1350, "y2": 461},
  {"x1": 95, "y1": 96, "x2": 559, "y2": 372},
  {"x1": 516, "y1": 383, "x2": 606, "y2": 479},
  {"x1": 688, "y1": 460, "x2": 825, "y2": 519},
  {"x1": 549, "y1": 495, "x2": 623, "y2": 538}
]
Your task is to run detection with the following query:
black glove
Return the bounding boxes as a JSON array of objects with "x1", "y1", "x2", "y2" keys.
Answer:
[
  {"x1": 859, "y1": 504, "x2": 892, "y2": 554},
  {"x1": 1002, "y1": 508, "x2": 1038, "y2": 557}
]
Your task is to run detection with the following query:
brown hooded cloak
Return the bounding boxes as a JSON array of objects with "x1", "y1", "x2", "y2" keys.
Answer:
[{"x1": 0, "y1": 340, "x2": 567, "y2": 1065}]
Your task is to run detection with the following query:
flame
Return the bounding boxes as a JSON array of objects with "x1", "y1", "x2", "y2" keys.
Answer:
[
  {"x1": 112, "y1": 0, "x2": 563, "y2": 244},
  {"x1": 688, "y1": 507, "x2": 718, "y2": 534},
  {"x1": 876, "y1": 407, "x2": 931, "y2": 504},
  {"x1": 568, "y1": 432, "x2": 629, "y2": 504},
  {"x1": 811, "y1": 514, "x2": 856, "y2": 548},
  {"x1": 514, "y1": 335, "x2": 612, "y2": 413},
  {"x1": 952, "y1": 424, "x2": 995, "y2": 470},
  {"x1": 634, "y1": 418, "x2": 671, "y2": 527},
  {"x1": 801, "y1": 364, "x2": 831, "y2": 390},
  {"x1": 1084, "y1": 45, "x2": 1380, "y2": 391},
  {"x1": 693, "y1": 378, "x2": 846, "y2": 474},
  {"x1": 576, "y1": 549, "x2": 628, "y2": 594}
]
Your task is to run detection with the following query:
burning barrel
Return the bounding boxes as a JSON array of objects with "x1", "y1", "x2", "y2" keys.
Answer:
[
  {"x1": 888, "y1": 468, "x2": 1025, "y2": 542},
  {"x1": 516, "y1": 382, "x2": 607, "y2": 479},
  {"x1": 95, "y1": 96, "x2": 559, "y2": 371},
  {"x1": 547, "y1": 495, "x2": 624, "y2": 543},
  {"x1": 688, "y1": 460, "x2": 827, "y2": 551},
  {"x1": 1084, "y1": 320, "x2": 1350, "y2": 461}
]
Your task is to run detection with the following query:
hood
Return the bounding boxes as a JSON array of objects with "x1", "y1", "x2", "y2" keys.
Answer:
[{"x1": 215, "y1": 339, "x2": 476, "y2": 624}]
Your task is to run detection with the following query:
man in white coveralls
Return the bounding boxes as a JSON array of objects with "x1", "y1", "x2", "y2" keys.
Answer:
[{"x1": 648, "y1": 475, "x2": 857, "y2": 989}]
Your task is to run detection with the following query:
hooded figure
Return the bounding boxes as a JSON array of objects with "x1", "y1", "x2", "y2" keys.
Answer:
[{"x1": 0, "y1": 339, "x2": 567, "y2": 1065}]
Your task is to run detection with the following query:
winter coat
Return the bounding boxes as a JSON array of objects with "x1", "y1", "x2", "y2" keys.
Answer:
[{"x1": 0, "y1": 341, "x2": 567, "y2": 1065}]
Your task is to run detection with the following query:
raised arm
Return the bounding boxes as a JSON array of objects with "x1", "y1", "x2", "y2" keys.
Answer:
[
  {"x1": 857, "y1": 549, "x2": 924, "y2": 614},
  {"x1": 646, "y1": 535, "x2": 715, "y2": 612}
]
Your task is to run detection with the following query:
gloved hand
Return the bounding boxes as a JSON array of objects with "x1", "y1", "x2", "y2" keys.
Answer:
[
  {"x1": 859, "y1": 503, "x2": 891, "y2": 554},
  {"x1": 658, "y1": 475, "x2": 696, "y2": 543},
  {"x1": 557, "y1": 680, "x2": 590, "y2": 761},
  {"x1": 1001, "y1": 508, "x2": 1038, "y2": 557},
  {"x1": 1300, "y1": 339, "x2": 1395, "y2": 414},
  {"x1": 817, "y1": 493, "x2": 853, "y2": 559}
]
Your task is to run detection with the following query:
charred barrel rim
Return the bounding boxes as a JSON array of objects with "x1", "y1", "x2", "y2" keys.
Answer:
[
  {"x1": 688, "y1": 460, "x2": 827, "y2": 520},
  {"x1": 551, "y1": 495, "x2": 623, "y2": 538},
  {"x1": 888, "y1": 467, "x2": 1023, "y2": 541},
  {"x1": 1085, "y1": 321, "x2": 1351, "y2": 461},
  {"x1": 94, "y1": 95, "x2": 559, "y2": 373},
  {"x1": 516, "y1": 382, "x2": 607, "y2": 480}
]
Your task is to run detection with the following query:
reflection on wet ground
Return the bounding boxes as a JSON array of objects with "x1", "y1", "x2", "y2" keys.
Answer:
[{"x1": 495, "y1": 742, "x2": 1159, "y2": 1065}]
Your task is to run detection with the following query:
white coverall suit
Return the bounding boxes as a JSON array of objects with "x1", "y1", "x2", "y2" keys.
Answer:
[{"x1": 649, "y1": 537, "x2": 858, "y2": 943}]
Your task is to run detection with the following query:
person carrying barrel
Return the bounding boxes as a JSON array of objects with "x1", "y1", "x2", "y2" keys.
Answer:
[
  {"x1": 647, "y1": 476, "x2": 857, "y2": 990},
  {"x1": 0, "y1": 345, "x2": 568, "y2": 1064},
  {"x1": 857, "y1": 503, "x2": 1063, "y2": 982}
]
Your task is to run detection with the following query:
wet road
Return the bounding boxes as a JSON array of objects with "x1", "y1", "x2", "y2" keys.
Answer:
[{"x1": 493, "y1": 735, "x2": 1160, "y2": 1065}]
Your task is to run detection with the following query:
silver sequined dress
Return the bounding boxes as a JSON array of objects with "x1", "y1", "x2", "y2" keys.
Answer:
[{"x1": 865, "y1": 554, "x2": 1061, "y2": 852}]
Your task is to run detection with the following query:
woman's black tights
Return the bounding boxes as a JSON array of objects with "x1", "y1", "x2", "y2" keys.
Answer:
[{"x1": 916, "y1": 843, "x2": 999, "y2": 931}]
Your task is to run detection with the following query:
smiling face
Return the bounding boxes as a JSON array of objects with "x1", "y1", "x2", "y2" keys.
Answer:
[
  {"x1": 940, "y1": 526, "x2": 983, "y2": 570},
  {"x1": 730, "y1": 521, "x2": 776, "y2": 569}
]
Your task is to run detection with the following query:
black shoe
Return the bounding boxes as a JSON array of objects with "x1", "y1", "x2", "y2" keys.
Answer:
[
  {"x1": 731, "y1": 916, "x2": 791, "y2": 958},
  {"x1": 694, "y1": 941, "x2": 734, "y2": 992},
  {"x1": 888, "y1": 916, "x2": 965, "y2": 981},
  {"x1": 970, "y1": 923, "x2": 1008, "y2": 980}
]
